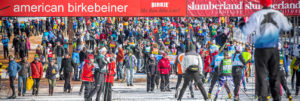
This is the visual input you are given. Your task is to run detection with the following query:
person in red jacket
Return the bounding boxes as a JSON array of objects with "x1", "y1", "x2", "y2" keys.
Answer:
[
  {"x1": 203, "y1": 51, "x2": 212, "y2": 83},
  {"x1": 104, "y1": 55, "x2": 116, "y2": 101},
  {"x1": 81, "y1": 54, "x2": 95, "y2": 101},
  {"x1": 30, "y1": 56, "x2": 43, "y2": 96},
  {"x1": 157, "y1": 52, "x2": 171, "y2": 92}
]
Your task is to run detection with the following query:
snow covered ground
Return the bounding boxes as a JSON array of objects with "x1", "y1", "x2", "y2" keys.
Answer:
[{"x1": 0, "y1": 72, "x2": 299, "y2": 101}]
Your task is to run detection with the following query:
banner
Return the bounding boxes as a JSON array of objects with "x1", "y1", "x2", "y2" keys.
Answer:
[
  {"x1": 0, "y1": 0, "x2": 186, "y2": 16},
  {"x1": 187, "y1": 0, "x2": 300, "y2": 17},
  {"x1": 155, "y1": 55, "x2": 177, "y2": 65}
]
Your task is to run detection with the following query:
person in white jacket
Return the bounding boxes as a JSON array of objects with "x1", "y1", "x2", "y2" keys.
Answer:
[
  {"x1": 177, "y1": 44, "x2": 208, "y2": 101},
  {"x1": 239, "y1": 0, "x2": 292, "y2": 100}
]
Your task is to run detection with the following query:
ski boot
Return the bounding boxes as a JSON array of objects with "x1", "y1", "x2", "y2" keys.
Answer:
[
  {"x1": 267, "y1": 96, "x2": 270, "y2": 101},
  {"x1": 288, "y1": 95, "x2": 293, "y2": 101},
  {"x1": 175, "y1": 89, "x2": 178, "y2": 98},
  {"x1": 208, "y1": 93, "x2": 211, "y2": 99},
  {"x1": 234, "y1": 96, "x2": 240, "y2": 101},
  {"x1": 228, "y1": 93, "x2": 232, "y2": 99}
]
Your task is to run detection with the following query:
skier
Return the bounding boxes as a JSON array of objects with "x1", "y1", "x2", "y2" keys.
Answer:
[
  {"x1": 278, "y1": 43, "x2": 293, "y2": 101},
  {"x1": 213, "y1": 51, "x2": 233, "y2": 101},
  {"x1": 232, "y1": 46, "x2": 247, "y2": 101},
  {"x1": 177, "y1": 44, "x2": 208, "y2": 100},
  {"x1": 208, "y1": 50, "x2": 231, "y2": 99},
  {"x1": 239, "y1": 0, "x2": 292, "y2": 100},
  {"x1": 174, "y1": 52, "x2": 194, "y2": 98}
]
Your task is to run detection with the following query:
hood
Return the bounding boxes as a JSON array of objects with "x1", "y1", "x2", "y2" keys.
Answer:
[
  {"x1": 185, "y1": 50, "x2": 198, "y2": 56},
  {"x1": 9, "y1": 60, "x2": 16, "y2": 64}
]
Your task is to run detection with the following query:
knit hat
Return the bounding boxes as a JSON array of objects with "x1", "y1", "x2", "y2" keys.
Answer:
[
  {"x1": 87, "y1": 54, "x2": 94, "y2": 59},
  {"x1": 260, "y1": 0, "x2": 272, "y2": 7}
]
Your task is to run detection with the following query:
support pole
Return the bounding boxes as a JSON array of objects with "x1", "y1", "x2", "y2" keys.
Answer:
[{"x1": 67, "y1": 17, "x2": 74, "y2": 56}]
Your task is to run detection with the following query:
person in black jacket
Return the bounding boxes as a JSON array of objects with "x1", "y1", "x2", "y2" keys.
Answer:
[
  {"x1": 12, "y1": 36, "x2": 20, "y2": 59},
  {"x1": 46, "y1": 60, "x2": 58, "y2": 96},
  {"x1": 60, "y1": 54, "x2": 76, "y2": 93},
  {"x1": 146, "y1": 54, "x2": 157, "y2": 92},
  {"x1": 88, "y1": 47, "x2": 110, "y2": 101},
  {"x1": 231, "y1": 47, "x2": 247, "y2": 101},
  {"x1": 19, "y1": 32, "x2": 28, "y2": 58},
  {"x1": 54, "y1": 41, "x2": 64, "y2": 71},
  {"x1": 80, "y1": 47, "x2": 88, "y2": 63}
]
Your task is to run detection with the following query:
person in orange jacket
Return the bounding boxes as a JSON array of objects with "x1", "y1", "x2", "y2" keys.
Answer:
[
  {"x1": 81, "y1": 54, "x2": 95, "y2": 101},
  {"x1": 174, "y1": 52, "x2": 195, "y2": 98},
  {"x1": 104, "y1": 53, "x2": 116, "y2": 101},
  {"x1": 30, "y1": 56, "x2": 43, "y2": 96}
]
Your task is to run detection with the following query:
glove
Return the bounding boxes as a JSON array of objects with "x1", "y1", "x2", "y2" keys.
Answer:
[
  {"x1": 52, "y1": 69, "x2": 56, "y2": 74},
  {"x1": 298, "y1": 69, "x2": 300, "y2": 72}
]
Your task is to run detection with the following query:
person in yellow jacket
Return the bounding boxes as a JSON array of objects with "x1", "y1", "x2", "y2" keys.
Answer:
[{"x1": 290, "y1": 57, "x2": 299, "y2": 90}]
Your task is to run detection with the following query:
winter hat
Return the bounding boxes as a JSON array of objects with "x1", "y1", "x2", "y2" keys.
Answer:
[
  {"x1": 190, "y1": 44, "x2": 196, "y2": 51},
  {"x1": 260, "y1": 0, "x2": 272, "y2": 7},
  {"x1": 99, "y1": 47, "x2": 107, "y2": 53},
  {"x1": 87, "y1": 54, "x2": 94, "y2": 59},
  {"x1": 162, "y1": 52, "x2": 167, "y2": 57}
]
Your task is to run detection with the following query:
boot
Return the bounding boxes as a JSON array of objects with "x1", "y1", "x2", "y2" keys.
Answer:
[
  {"x1": 51, "y1": 89, "x2": 54, "y2": 96},
  {"x1": 208, "y1": 93, "x2": 211, "y2": 99},
  {"x1": 8, "y1": 95, "x2": 16, "y2": 99},
  {"x1": 35, "y1": 89, "x2": 39, "y2": 96},
  {"x1": 296, "y1": 91, "x2": 299, "y2": 96},
  {"x1": 32, "y1": 88, "x2": 36, "y2": 95},
  {"x1": 175, "y1": 89, "x2": 178, "y2": 98},
  {"x1": 288, "y1": 95, "x2": 293, "y2": 101},
  {"x1": 213, "y1": 97, "x2": 217, "y2": 101},
  {"x1": 234, "y1": 96, "x2": 240, "y2": 101},
  {"x1": 191, "y1": 94, "x2": 194, "y2": 98},
  {"x1": 228, "y1": 93, "x2": 232, "y2": 99},
  {"x1": 48, "y1": 89, "x2": 51, "y2": 96},
  {"x1": 18, "y1": 92, "x2": 21, "y2": 96},
  {"x1": 267, "y1": 96, "x2": 270, "y2": 101}
]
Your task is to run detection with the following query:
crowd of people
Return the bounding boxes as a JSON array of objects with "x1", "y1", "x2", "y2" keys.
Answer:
[{"x1": 0, "y1": 1, "x2": 299, "y2": 101}]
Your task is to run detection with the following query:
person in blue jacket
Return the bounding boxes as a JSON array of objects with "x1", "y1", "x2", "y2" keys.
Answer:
[
  {"x1": 6, "y1": 55, "x2": 22, "y2": 99},
  {"x1": 2, "y1": 34, "x2": 9, "y2": 59},
  {"x1": 72, "y1": 48, "x2": 80, "y2": 81},
  {"x1": 239, "y1": 0, "x2": 292, "y2": 100}
]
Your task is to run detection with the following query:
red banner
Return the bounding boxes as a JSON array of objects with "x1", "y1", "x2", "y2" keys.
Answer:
[
  {"x1": 187, "y1": 0, "x2": 300, "y2": 17},
  {"x1": 0, "y1": 0, "x2": 186, "y2": 16}
]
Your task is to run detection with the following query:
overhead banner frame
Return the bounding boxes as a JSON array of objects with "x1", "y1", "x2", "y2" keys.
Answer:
[
  {"x1": 0, "y1": 0, "x2": 299, "y2": 17},
  {"x1": 0, "y1": 0, "x2": 186, "y2": 17}
]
